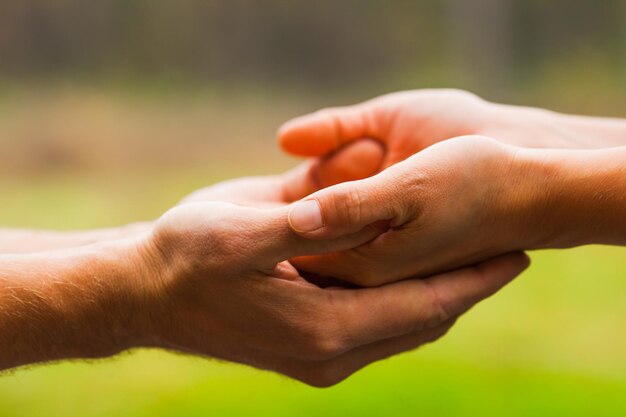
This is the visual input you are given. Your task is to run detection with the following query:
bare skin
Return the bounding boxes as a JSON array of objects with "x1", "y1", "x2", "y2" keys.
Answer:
[
  {"x1": 278, "y1": 89, "x2": 626, "y2": 164},
  {"x1": 287, "y1": 136, "x2": 626, "y2": 285},
  {"x1": 7, "y1": 89, "x2": 621, "y2": 385},
  {"x1": 0, "y1": 139, "x2": 384, "y2": 254},
  {"x1": 0, "y1": 139, "x2": 533, "y2": 386},
  {"x1": 0, "y1": 224, "x2": 151, "y2": 254},
  {"x1": 278, "y1": 90, "x2": 626, "y2": 285},
  {"x1": 0, "y1": 198, "x2": 529, "y2": 386}
]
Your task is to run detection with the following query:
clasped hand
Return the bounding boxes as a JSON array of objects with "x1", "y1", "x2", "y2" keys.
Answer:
[
  {"x1": 129, "y1": 90, "x2": 556, "y2": 386},
  {"x1": 2, "y1": 89, "x2": 623, "y2": 387},
  {"x1": 129, "y1": 89, "x2": 626, "y2": 386}
]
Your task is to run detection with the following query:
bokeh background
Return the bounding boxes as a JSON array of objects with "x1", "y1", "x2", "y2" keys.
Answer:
[{"x1": 0, "y1": 1, "x2": 625, "y2": 416}]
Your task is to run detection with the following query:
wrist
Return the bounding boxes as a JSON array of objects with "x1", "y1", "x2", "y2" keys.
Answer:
[
  {"x1": 128, "y1": 223, "x2": 197, "y2": 351},
  {"x1": 488, "y1": 104, "x2": 624, "y2": 149},
  {"x1": 508, "y1": 146, "x2": 626, "y2": 249},
  {"x1": 553, "y1": 113, "x2": 626, "y2": 148},
  {"x1": 58, "y1": 237, "x2": 151, "y2": 355}
]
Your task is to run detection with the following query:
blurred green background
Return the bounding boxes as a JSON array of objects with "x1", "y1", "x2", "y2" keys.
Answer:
[{"x1": 0, "y1": 1, "x2": 625, "y2": 416}]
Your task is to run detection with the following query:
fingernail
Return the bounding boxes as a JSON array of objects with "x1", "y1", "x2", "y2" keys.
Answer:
[{"x1": 288, "y1": 200, "x2": 323, "y2": 232}]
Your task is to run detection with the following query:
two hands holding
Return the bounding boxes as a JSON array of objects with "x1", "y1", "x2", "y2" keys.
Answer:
[{"x1": 1, "y1": 89, "x2": 625, "y2": 387}]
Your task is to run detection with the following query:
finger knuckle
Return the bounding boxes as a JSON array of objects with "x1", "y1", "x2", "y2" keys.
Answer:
[
  {"x1": 315, "y1": 107, "x2": 348, "y2": 136},
  {"x1": 334, "y1": 187, "x2": 364, "y2": 227},
  {"x1": 305, "y1": 330, "x2": 345, "y2": 361},
  {"x1": 290, "y1": 314, "x2": 346, "y2": 361},
  {"x1": 298, "y1": 364, "x2": 348, "y2": 388},
  {"x1": 423, "y1": 281, "x2": 453, "y2": 327}
]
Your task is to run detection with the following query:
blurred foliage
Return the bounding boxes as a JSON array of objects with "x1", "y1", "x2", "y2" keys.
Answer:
[
  {"x1": 0, "y1": 1, "x2": 625, "y2": 416},
  {"x1": 0, "y1": 0, "x2": 624, "y2": 103},
  {"x1": 0, "y1": 1, "x2": 624, "y2": 178}
]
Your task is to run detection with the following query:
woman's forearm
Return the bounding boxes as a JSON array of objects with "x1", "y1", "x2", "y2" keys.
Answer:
[
  {"x1": 555, "y1": 114, "x2": 626, "y2": 148},
  {"x1": 0, "y1": 222, "x2": 151, "y2": 254},
  {"x1": 492, "y1": 103, "x2": 626, "y2": 149}
]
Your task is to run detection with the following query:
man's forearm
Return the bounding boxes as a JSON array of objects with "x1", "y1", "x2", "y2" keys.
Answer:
[
  {"x1": 0, "y1": 238, "x2": 144, "y2": 371},
  {"x1": 0, "y1": 222, "x2": 151, "y2": 254}
]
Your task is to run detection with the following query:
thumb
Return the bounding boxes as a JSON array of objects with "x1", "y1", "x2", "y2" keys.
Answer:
[
  {"x1": 234, "y1": 204, "x2": 385, "y2": 266},
  {"x1": 286, "y1": 170, "x2": 410, "y2": 240},
  {"x1": 278, "y1": 101, "x2": 381, "y2": 157}
]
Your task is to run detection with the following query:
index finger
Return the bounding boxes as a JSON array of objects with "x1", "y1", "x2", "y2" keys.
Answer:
[{"x1": 278, "y1": 102, "x2": 382, "y2": 157}]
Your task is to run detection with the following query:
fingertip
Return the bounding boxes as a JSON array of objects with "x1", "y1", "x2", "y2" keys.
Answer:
[
  {"x1": 287, "y1": 199, "x2": 324, "y2": 234},
  {"x1": 476, "y1": 252, "x2": 532, "y2": 286},
  {"x1": 278, "y1": 115, "x2": 336, "y2": 157},
  {"x1": 519, "y1": 252, "x2": 532, "y2": 270},
  {"x1": 502, "y1": 251, "x2": 532, "y2": 273},
  {"x1": 277, "y1": 119, "x2": 299, "y2": 152}
]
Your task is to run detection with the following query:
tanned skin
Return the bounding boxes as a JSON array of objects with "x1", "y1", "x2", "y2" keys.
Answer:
[
  {"x1": 2, "y1": 89, "x2": 623, "y2": 387},
  {"x1": 0, "y1": 139, "x2": 530, "y2": 387}
]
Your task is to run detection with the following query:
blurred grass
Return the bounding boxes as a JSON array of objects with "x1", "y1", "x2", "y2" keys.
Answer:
[
  {"x1": 0, "y1": 87, "x2": 624, "y2": 416},
  {"x1": 0, "y1": 246, "x2": 624, "y2": 417}
]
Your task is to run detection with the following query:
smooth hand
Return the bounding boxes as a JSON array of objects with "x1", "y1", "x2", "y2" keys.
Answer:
[
  {"x1": 279, "y1": 89, "x2": 626, "y2": 170},
  {"x1": 287, "y1": 136, "x2": 626, "y2": 285}
]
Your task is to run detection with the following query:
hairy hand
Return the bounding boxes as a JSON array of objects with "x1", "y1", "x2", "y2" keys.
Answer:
[{"x1": 127, "y1": 201, "x2": 529, "y2": 386}]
